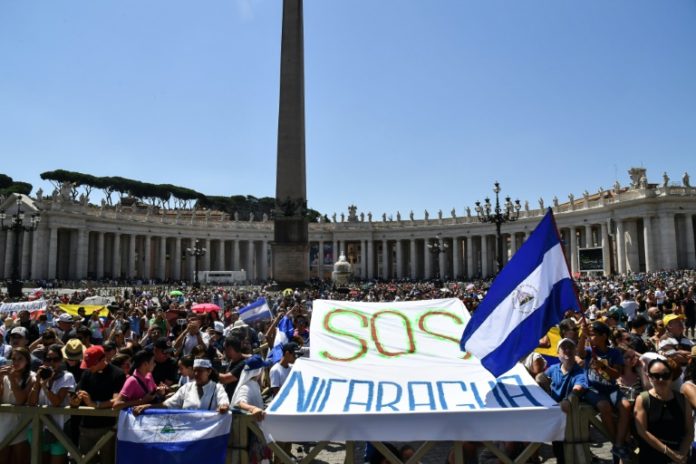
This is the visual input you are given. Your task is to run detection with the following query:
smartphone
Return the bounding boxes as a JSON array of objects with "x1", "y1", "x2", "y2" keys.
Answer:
[{"x1": 177, "y1": 319, "x2": 187, "y2": 326}]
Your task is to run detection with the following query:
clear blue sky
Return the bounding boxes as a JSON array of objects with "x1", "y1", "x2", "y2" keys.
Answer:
[{"x1": 1, "y1": 0, "x2": 695, "y2": 218}]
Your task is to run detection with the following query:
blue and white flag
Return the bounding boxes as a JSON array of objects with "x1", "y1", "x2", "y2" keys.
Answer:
[
  {"x1": 460, "y1": 209, "x2": 580, "y2": 377},
  {"x1": 238, "y1": 297, "x2": 273, "y2": 323},
  {"x1": 268, "y1": 315, "x2": 294, "y2": 364},
  {"x1": 117, "y1": 409, "x2": 232, "y2": 464}
]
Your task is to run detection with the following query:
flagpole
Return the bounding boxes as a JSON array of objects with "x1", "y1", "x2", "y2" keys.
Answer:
[{"x1": 547, "y1": 208, "x2": 591, "y2": 351}]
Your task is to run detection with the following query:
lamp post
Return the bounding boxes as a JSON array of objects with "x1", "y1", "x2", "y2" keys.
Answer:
[
  {"x1": 474, "y1": 181, "x2": 521, "y2": 275},
  {"x1": 186, "y1": 239, "x2": 207, "y2": 288},
  {"x1": 1, "y1": 196, "x2": 40, "y2": 298},
  {"x1": 427, "y1": 233, "x2": 448, "y2": 280}
]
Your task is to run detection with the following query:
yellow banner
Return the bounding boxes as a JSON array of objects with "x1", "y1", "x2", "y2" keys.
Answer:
[{"x1": 58, "y1": 304, "x2": 109, "y2": 317}]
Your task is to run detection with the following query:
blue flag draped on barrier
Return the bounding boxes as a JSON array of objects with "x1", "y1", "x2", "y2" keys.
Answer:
[
  {"x1": 238, "y1": 297, "x2": 273, "y2": 323},
  {"x1": 116, "y1": 409, "x2": 232, "y2": 464},
  {"x1": 460, "y1": 208, "x2": 580, "y2": 378}
]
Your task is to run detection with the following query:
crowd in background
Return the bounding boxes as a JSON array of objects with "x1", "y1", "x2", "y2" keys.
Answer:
[{"x1": 0, "y1": 269, "x2": 695, "y2": 463}]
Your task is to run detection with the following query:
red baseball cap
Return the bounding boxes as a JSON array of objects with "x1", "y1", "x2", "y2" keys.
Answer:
[{"x1": 81, "y1": 345, "x2": 105, "y2": 369}]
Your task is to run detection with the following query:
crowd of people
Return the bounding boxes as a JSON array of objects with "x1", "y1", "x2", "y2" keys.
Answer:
[{"x1": 0, "y1": 269, "x2": 695, "y2": 463}]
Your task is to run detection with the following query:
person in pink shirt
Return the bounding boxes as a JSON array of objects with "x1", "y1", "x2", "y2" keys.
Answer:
[{"x1": 113, "y1": 350, "x2": 164, "y2": 409}]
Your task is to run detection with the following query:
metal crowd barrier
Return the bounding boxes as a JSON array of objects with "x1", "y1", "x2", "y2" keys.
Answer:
[{"x1": 1, "y1": 400, "x2": 607, "y2": 464}]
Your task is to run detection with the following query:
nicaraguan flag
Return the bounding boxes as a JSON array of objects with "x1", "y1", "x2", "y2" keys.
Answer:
[
  {"x1": 238, "y1": 297, "x2": 273, "y2": 323},
  {"x1": 460, "y1": 209, "x2": 580, "y2": 377},
  {"x1": 268, "y1": 315, "x2": 294, "y2": 363},
  {"x1": 117, "y1": 409, "x2": 232, "y2": 464}
]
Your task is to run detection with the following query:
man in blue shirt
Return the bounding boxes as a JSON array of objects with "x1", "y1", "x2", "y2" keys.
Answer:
[
  {"x1": 545, "y1": 337, "x2": 588, "y2": 464},
  {"x1": 546, "y1": 337, "x2": 588, "y2": 413}
]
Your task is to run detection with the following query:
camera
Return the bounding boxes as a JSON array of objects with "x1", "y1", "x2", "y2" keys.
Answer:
[
  {"x1": 177, "y1": 319, "x2": 187, "y2": 326},
  {"x1": 38, "y1": 367, "x2": 53, "y2": 380}
]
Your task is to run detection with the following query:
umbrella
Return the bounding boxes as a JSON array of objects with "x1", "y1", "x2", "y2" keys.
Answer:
[
  {"x1": 191, "y1": 303, "x2": 221, "y2": 314},
  {"x1": 170, "y1": 290, "x2": 184, "y2": 297},
  {"x1": 80, "y1": 296, "x2": 114, "y2": 306}
]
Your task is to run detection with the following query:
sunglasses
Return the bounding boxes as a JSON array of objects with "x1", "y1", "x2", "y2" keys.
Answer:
[{"x1": 649, "y1": 372, "x2": 671, "y2": 381}]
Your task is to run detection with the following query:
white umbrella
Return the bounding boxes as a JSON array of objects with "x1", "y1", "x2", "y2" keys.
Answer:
[{"x1": 80, "y1": 295, "x2": 114, "y2": 306}]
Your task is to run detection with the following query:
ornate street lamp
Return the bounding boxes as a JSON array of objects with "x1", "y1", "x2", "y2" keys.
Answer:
[
  {"x1": 475, "y1": 181, "x2": 521, "y2": 274},
  {"x1": 427, "y1": 233, "x2": 449, "y2": 280},
  {"x1": 1, "y1": 196, "x2": 40, "y2": 298},
  {"x1": 186, "y1": 239, "x2": 207, "y2": 288}
]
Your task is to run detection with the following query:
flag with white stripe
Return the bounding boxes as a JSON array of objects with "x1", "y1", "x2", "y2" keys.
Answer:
[
  {"x1": 117, "y1": 409, "x2": 231, "y2": 464},
  {"x1": 460, "y1": 208, "x2": 579, "y2": 377},
  {"x1": 268, "y1": 315, "x2": 294, "y2": 364},
  {"x1": 238, "y1": 297, "x2": 273, "y2": 323}
]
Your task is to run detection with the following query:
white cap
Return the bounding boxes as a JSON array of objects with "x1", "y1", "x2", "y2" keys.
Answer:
[{"x1": 193, "y1": 358, "x2": 212, "y2": 369}]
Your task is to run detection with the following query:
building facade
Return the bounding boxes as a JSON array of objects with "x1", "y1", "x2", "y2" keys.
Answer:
[{"x1": 1, "y1": 168, "x2": 695, "y2": 282}]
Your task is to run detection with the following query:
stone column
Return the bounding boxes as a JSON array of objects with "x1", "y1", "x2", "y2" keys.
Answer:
[
  {"x1": 625, "y1": 220, "x2": 640, "y2": 272},
  {"x1": 127, "y1": 235, "x2": 136, "y2": 278},
  {"x1": 46, "y1": 227, "x2": 58, "y2": 280},
  {"x1": 233, "y1": 240, "x2": 240, "y2": 269},
  {"x1": 261, "y1": 240, "x2": 269, "y2": 280},
  {"x1": 569, "y1": 226, "x2": 578, "y2": 275},
  {"x1": 510, "y1": 233, "x2": 518, "y2": 258},
  {"x1": 173, "y1": 237, "x2": 182, "y2": 281},
  {"x1": 247, "y1": 240, "x2": 255, "y2": 279},
  {"x1": 685, "y1": 214, "x2": 696, "y2": 269},
  {"x1": 481, "y1": 235, "x2": 490, "y2": 278},
  {"x1": 21, "y1": 231, "x2": 31, "y2": 279},
  {"x1": 4, "y1": 231, "x2": 14, "y2": 277},
  {"x1": 438, "y1": 241, "x2": 447, "y2": 279},
  {"x1": 658, "y1": 213, "x2": 678, "y2": 270},
  {"x1": 643, "y1": 217, "x2": 654, "y2": 272},
  {"x1": 112, "y1": 233, "x2": 122, "y2": 279},
  {"x1": 360, "y1": 241, "x2": 367, "y2": 279},
  {"x1": 333, "y1": 240, "x2": 338, "y2": 260},
  {"x1": 585, "y1": 225, "x2": 593, "y2": 247},
  {"x1": 367, "y1": 240, "x2": 374, "y2": 279},
  {"x1": 381, "y1": 239, "x2": 389, "y2": 279},
  {"x1": 601, "y1": 222, "x2": 611, "y2": 276},
  {"x1": 318, "y1": 240, "x2": 325, "y2": 275},
  {"x1": 75, "y1": 229, "x2": 88, "y2": 279},
  {"x1": 466, "y1": 237, "x2": 474, "y2": 278},
  {"x1": 409, "y1": 239, "x2": 417, "y2": 279},
  {"x1": 30, "y1": 228, "x2": 42, "y2": 279},
  {"x1": 424, "y1": 240, "x2": 432, "y2": 279},
  {"x1": 199, "y1": 239, "x2": 209, "y2": 274},
  {"x1": 158, "y1": 236, "x2": 167, "y2": 281},
  {"x1": 395, "y1": 240, "x2": 403, "y2": 279},
  {"x1": 452, "y1": 237, "x2": 460, "y2": 279},
  {"x1": 615, "y1": 220, "x2": 626, "y2": 274},
  {"x1": 0, "y1": 230, "x2": 6, "y2": 279},
  {"x1": 96, "y1": 232, "x2": 105, "y2": 279},
  {"x1": 217, "y1": 240, "x2": 225, "y2": 271},
  {"x1": 143, "y1": 235, "x2": 152, "y2": 280}
]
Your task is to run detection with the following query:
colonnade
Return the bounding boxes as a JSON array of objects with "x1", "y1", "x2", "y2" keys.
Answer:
[
  {"x1": 0, "y1": 227, "x2": 271, "y2": 282},
  {"x1": 1, "y1": 206, "x2": 695, "y2": 282},
  {"x1": 308, "y1": 213, "x2": 696, "y2": 280}
]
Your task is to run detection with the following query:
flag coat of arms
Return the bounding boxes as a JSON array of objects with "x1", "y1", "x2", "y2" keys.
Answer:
[
  {"x1": 117, "y1": 409, "x2": 232, "y2": 464},
  {"x1": 460, "y1": 209, "x2": 580, "y2": 377}
]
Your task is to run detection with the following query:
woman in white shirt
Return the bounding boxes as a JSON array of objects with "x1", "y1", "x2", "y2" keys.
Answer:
[{"x1": 133, "y1": 358, "x2": 228, "y2": 414}]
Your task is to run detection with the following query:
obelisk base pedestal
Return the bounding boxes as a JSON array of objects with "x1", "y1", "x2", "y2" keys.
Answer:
[{"x1": 271, "y1": 243, "x2": 309, "y2": 288}]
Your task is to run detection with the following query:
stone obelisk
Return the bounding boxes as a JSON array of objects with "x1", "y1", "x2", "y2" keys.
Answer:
[{"x1": 272, "y1": 0, "x2": 309, "y2": 286}]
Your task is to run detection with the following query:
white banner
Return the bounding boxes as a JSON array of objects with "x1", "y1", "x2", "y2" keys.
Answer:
[
  {"x1": 0, "y1": 298, "x2": 47, "y2": 314},
  {"x1": 262, "y1": 298, "x2": 565, "y2": 442}
]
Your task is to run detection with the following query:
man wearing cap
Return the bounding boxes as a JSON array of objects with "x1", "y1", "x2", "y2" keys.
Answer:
[
  {"x1": 152, "y1": 337, "x2": 178, "y2": 387},
  {"x1": 269, "y1": 342, "x2": 301, "y2": 397},
  {"x1": 545, "y1": 338, "x2": 588, "y2": 463},
  {"x1": 662, "y1": 313, "x2": 693, "y2": 353},
  {"x1": 70, "y1": 345, "x2": 126, "y2": 464},
  {"x1": 55, "y1": 313, "x2": 76, "y2": 343}
]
